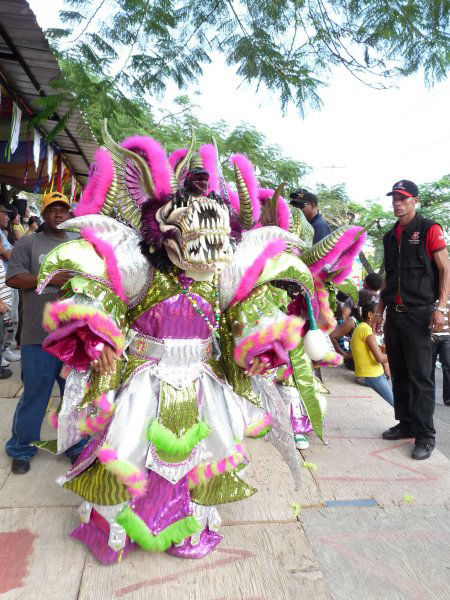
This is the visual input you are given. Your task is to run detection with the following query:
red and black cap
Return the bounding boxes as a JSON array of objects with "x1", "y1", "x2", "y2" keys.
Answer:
[{"x1": 386, "y1": 180, "x2": 418, "y2": 198}]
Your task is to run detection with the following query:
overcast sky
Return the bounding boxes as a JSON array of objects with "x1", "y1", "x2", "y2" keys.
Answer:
[{"x1": 30, "y1": 0, "x2": 450, "y2": 208}]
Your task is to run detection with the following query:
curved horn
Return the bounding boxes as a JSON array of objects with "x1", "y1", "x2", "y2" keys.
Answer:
[
  {"x1": 189, "y1": 153, "x2": 204, "y2": 170},
  {"x1": 272, "y1": 182, "x2": 286, "y2": 208},
  {"x1": 234, "y1": 163, "x2": 254, "y2": 229},
  {"x1": 101, "y1": 119, "x2": 155, "y2": 197},
  {"x1": 175, "y1": 129, "x2": 196, "y2": 180}
]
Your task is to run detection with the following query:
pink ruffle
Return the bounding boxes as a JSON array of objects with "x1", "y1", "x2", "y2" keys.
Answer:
[{"x1": 43, "y1": 320, "x2": 109, "y2": 370}]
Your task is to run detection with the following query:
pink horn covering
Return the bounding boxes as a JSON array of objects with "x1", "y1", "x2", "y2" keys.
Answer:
[
  {"x1": 121, "y1": 136, "x2": 173, "y2": 198},
  {"x1": 168, "y1": 148, "x2": 188, "y2": 170},
  {"x1": 199, "y1": 144, "x2": 219, "y2": 194},
  {"x1": 74, "y1": 148, "x2": 115, "y2": 217}
]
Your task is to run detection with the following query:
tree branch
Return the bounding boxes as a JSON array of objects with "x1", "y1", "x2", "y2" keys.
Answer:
[{"x1": 70, "y1": 0, "x2": 108, "y2": 44}]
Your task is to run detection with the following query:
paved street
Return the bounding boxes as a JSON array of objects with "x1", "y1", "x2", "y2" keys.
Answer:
[{"x1": 0, "y1": 363, "x2": 449, "y2": 599}]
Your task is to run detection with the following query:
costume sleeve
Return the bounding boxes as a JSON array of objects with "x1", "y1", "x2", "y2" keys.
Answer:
[
  {"x1": 42, "y1": 274, "x2": 128, "y2": 371},
  {"x1": 227, "y1": 283, "x2": 304, "y2": 373}
]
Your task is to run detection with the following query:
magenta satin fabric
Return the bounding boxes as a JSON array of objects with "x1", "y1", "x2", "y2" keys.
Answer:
[
  {"x1": 43, "y1": 319, "x2": 110, "y2": 370},
  {"x1": 165, "y1": 528, "x2": 223, "y2": 559},
  {"x1": 133, "y1": 293, "x2": 215, "y2": 339},
  {"x1": 290, "y1": 406, "x2": 313, "y2": 434}
]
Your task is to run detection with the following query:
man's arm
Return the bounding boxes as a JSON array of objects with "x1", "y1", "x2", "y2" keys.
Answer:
[
  {"x1": 7, "y1": 271, "x2": 73, "y2": 290},
  {"x1": 6, "y1": 272, "x2": 37, "y2": 289},
  {"x1": 431, "y1": 248, "x2": 450, "y2": 333},
  {"x1": 0, "y1": 238, "x2": 11, "y2": 261},
  {"x1": 373, "y1": 277, "x2": 386, "y2": 335}
]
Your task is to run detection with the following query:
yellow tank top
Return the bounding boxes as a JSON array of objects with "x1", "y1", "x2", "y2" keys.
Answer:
[{"x1": 352, "y1": 322, "x2": 383, "y2": 378}]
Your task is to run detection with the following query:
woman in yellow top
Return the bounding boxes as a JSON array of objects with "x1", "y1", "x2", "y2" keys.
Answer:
[{"x1": 352, "y1": 301, "x2": 394, "y2": 406}]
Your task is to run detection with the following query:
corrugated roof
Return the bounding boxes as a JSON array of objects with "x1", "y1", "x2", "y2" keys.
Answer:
[{"x1": 0, "y1": 0, "x2": 97, "y2": 186}]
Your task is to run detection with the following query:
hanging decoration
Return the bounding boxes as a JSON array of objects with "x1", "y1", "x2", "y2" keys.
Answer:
[
  {"x1": 33, "y1": 129, "x2": 41, "y2": 171},
  {"x1": 47, "y1": 145, "x2": 54, "y2": 181},
  {"x1": 9, "y1": 103, "x2": 22, "y2": 159},
  {"x1": 71, "y1": 175, "x2": 76, "y2": 201}
]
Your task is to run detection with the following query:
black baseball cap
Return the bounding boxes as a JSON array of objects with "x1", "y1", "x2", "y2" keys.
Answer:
[
  {"x1": 386, "y1": 180, "x2": 418, "y2": 198},
  {"x1": 289, "y1": 188, "x2": 317, "y2": 207}
]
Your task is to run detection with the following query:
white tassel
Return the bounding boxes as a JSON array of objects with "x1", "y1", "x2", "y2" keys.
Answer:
[
  {"x1": 71, "y1": 176, "x2": 76, "y2": 201},
  {"x1": 47, "y1": 145, "x2": 54, "y2": 181},
  {"x1": 10, "y1": 103, "x2": 22, "y2": 156},
  {"x1": 33, "y1": 129, "x2": 41, "y2": 171}
]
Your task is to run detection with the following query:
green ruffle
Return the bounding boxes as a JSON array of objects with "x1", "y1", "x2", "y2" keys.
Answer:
[
  {"x1": 190, "y1": 471, "x2": 257, "y2": 506},
  {"x1": 147, "y1": 419, "x2": 210, "y2": 462},
  {"x1": 63, "y1": 460, "x2": 129, "y2": 505},
  {"x1": 116, "y1": 506, "x2": 202, "y2": 552}
]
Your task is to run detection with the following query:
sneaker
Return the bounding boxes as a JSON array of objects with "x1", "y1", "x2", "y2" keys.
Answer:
[
  {"x1": 0, "y1": 367, "x2": 12, "y2": 379},
  {"x1": 411, "y1": 443, "x2": 434, "y2": 460},
  {"x1": 382, "y1": 424, "x2": 414, "y2": 440},
  {"x1": 1, "y1": 357, "x2": 9, "y2": 367},
  {"x1": 3, "y1": 348, "x2": 21, "y2": 362},
  {"x1": 294, "y1": 434, "x2": 310, "y2": 450}
]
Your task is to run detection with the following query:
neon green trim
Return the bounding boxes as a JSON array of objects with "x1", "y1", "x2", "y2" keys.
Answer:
[
  {"x1": 43, "y1": 302, "x2": 125, "y2": 352},
  {"x1": 147, "y1": 419, "x2": 211, "y2": 461},
  {"x1": 116, "y1": 506, "x2": 202, "y2": 552}
]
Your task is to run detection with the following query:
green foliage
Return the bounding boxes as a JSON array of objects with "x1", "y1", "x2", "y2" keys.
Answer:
[
  {"x1": 418, "y1": 175, "x2": 450, "y2": 231},
  {"x1": 37, "y1": 0, "x2": 449, "y2": 125},
  {"x1": 85, "y1": 92, "x2": 310, "y2": 190}
]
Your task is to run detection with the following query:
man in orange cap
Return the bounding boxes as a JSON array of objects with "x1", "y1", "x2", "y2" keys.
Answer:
[{"x1": 5, "y1": 192, "x2": 85, "y2": 474}]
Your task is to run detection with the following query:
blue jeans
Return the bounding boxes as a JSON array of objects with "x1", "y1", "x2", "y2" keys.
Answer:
[
  {"x1": 363, "y1": 374, "x2": 394, "y2": 406},
  {"x1": 5, "y1": 344, "x2": 85, "y2": 461}
]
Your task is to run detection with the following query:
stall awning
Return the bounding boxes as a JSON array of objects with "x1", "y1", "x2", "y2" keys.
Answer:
[{"x1": 0, "y1": 0, "x2": 97, "y2": 192}]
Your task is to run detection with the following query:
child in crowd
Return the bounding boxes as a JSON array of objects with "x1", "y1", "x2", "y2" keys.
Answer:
[{"x1": 351, "y1": 301, "x2": 393, "y2": 406}]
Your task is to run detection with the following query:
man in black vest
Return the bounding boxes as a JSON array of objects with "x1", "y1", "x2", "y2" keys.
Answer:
[{"x1": 373, "y1": 180, "x2": 449, "y2": 460}]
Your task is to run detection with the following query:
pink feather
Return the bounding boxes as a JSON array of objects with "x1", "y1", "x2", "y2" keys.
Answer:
[
  {"x1": 168, "y1": 147, "x2": 188, "y2": 170},
  {"x1": 226, "y1": 183, "x2": 240, "y2": 213},
  {"x1": 75, "y1": 148, "x2": 114, "y2": 217},
  {"x1": 199, "y1": 144, "x2": 219, "y2": 194},
  {"x1": 230, "y1": 154, "x2": 261, "y2": 222},
  {"x1": 308, "y1": 227, "x2": 367, "y2": 283},
  {"x1": 232, "y1": 239, "x2": 287, "y2": 305},
  {"x1": 81, "y1": 227, "x2": 128, "y2": 302},
  {"x1": 121, "y1": 136, "x2": 173, "y2": 198},
  {"x1": 258, "y1": 188, "x2": 274, "y2": 205},
  {"x1": 97, "y1": 448, "x2": 117, "y2": 462}
]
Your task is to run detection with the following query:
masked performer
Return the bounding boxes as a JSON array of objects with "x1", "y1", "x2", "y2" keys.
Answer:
[{"x1": 35, "y1": 126, "x2": 310, "y2": 564}]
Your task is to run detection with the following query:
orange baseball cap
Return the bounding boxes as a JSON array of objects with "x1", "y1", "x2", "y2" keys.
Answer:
[{"x1": 41, "y1": 191, "x2": 71, "y2": 213}]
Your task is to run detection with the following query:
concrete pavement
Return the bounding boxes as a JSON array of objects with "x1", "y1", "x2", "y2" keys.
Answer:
[{"x1": 0, "y1": 362, "x2": 449, "y2": 599}]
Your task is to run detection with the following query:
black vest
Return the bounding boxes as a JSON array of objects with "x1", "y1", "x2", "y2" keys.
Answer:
[{"x1": 381, "y1": 213, "x2": 440, "y2": 307}]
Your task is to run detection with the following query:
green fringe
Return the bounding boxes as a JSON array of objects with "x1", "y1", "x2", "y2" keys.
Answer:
[
  {"x1": 147, "y1": 419, "x2": 210, "y2": 461},
  {"x1": 249, "y1": 425, "x2": 272, "y2": 439},
  {"x1": 116, "y1": 506, "x2": 202, "y2": 552}
]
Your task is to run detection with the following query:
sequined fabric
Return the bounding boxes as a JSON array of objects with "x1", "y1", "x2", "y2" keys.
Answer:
[
  {"x1": 219, "y1": 226, "x2": 309, "y2": 309},
  {"x1": 56, "y1": 369, "x2": 90, "y2": 453},
  {"x1": 133, "y1": 294, "x2": 215, "y2": 339}
]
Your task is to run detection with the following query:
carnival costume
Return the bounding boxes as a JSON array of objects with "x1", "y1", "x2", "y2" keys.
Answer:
[{"x1": 36, "y1": 123, "x2": 366, "y2": 564}]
